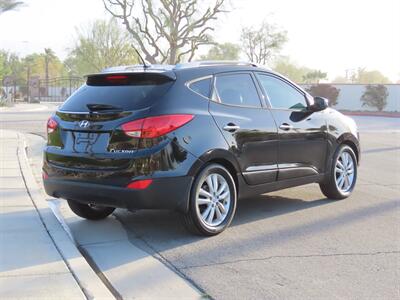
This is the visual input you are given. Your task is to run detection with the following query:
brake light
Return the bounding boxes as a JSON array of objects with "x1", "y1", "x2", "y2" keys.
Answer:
[
  {"x1": 121, "y1": 114, "x2": 194, "y2": 138},
  {"x1": 47, "y1": 117, "x2": 58, "y2": 134},
  {"x1": 106, "y1": 75, "x2": 128, "y2": 81},
  {"x1": 126, "y1": 179, "x2": 153, "y2": 190}
]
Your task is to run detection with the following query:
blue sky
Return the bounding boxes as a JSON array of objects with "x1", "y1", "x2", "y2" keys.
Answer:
[{"x1": 1, "y1": 0, "x2": 399, "y2": 81}]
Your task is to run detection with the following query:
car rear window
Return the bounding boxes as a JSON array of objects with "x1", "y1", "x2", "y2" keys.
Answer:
[{"x1": 60, "y1": 73, "x2": 174, "y2": 112}]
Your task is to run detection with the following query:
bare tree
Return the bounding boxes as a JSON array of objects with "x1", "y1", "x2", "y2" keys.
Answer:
[
  {"x1": 240, "y1": 21, "x2": 287, "y2": 65},
  {"x1": 103, "y1": 0, "x2": 226, "y2": 64}
]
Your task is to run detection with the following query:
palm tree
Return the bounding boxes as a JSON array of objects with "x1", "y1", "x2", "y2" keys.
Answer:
[
  {"x1": 44, "y1": 48, "x2": 56, "y2": 81},
  {"x1": 44, "y1": 48, "x2": 56, "y2": 96},
  {"x1": 0, "y1": 0, "x2": 24, "y2": 15}
]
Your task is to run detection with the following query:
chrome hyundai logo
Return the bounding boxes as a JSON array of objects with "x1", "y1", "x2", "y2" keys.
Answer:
[{"x1": 78, "y1": 120, "x2": 90, "y2": 128}]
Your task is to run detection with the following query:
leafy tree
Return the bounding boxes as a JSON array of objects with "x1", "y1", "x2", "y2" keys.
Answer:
[
  {"x1": 354, "y1": 68, "x2": 391, "y2": 84},
  {"x1": 200, "y1": 42, "x2": 240, "y2": 61},
  {"x1": 0, "y1": 51, "x2": 9, "y2": 77},
  {"x1": 0, "y1": 0, "x2": 23, "y2": 14},
  {"x1": 302, "y1": 70, "x2": 327, "y2": 83},
  {"x1": 272, "y1": 58, "x2": 311, "y2": 83},
  {"x1": 0, "y1": 50, "x2": 25, "y2": 84},
  {"x1": 306, "y1": 84, "x2": 340, "y2": 107},
  {"x1": 103, "y1": 0, "x2": 226, "y2": 64},
  {"x1": 240, "y1": 21, "x2": 287, "y2": 65},
  {"x1": 331, "y1": 76, "x2": 348, "y2": 83},
  {"x1": 360, "y1": 84, "x2": 388, "y2": 111},
  {"x1": 23, "y1": 51, "x2": 67, "y2": 79},
  {"x1": 65, "y1": 19, "x2": 138, "y2": 76},
  {"x1": 273, "y1": 57, "x2": 329, "y2": 84}
]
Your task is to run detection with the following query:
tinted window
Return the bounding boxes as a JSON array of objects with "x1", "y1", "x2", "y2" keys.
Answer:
[
  {"x1": 215, "y1": 73, "x2": 261, "y2": 107},
  {"x1": 257, "y1": 74, "x2": 307, "y2": 110},
  {"x1": 188, "y1": 78, "x2": 211, "y2": 98},
  {"x1": 60, "y1": 74, "x2": 174, "y2": 112}
]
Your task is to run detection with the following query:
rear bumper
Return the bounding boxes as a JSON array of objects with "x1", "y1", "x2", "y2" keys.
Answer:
[{"x1": 44, "y1": 176, "x2": 193, "y2": 213}]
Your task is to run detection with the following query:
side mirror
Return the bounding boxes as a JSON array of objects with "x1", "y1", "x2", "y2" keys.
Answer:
[{"x1": 310, "y1": 96, "x2": 329, "y2": 112}]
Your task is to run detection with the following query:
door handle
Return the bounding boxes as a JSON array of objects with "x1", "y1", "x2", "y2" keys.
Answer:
[
  {"x1": 223, "y1": 123, "x2": 240, "y2": 132},
  {"x1": 279, "y1": 123, "x2": 293, "y2": 131}
]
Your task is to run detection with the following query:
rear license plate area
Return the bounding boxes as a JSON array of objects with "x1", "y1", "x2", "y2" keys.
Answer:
[{"x1": 67, "y1": 131, "x2": 110, "y2": 153}]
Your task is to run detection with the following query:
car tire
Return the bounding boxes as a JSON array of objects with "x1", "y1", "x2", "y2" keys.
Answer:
[
  {"x1": 320, "y1": 144, "x2": 357, "y2": 200},
  {"x1": 183, "y1": 163, "x2": 237, "y2": 236},
  {"x1": 67, "y1": 200, "x2": 115, "y2": 220}
]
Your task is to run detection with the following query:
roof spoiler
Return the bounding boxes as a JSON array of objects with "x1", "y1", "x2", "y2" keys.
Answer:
[
  {"x1": 85, "y1": 65, "x2": 177, "y2": 81},
  {"x1": 85, "y1": 72, "x2": 176, "y2": 86}
]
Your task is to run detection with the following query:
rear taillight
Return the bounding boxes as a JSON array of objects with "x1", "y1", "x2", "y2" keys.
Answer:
[
  {"x1": 47, "y1": 117, "x2": 58, "y2": 134},
  {"x1": 126, "y1": 179, "x2": 152, "y2": 190},
  {"x1": 121, "y1": 114, "x2": 194, "y2": 138}
]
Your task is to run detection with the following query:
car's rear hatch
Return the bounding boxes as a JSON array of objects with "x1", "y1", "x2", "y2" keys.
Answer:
[{"x1": 46, "y1": 71, "x2": 175, "y2": 170}]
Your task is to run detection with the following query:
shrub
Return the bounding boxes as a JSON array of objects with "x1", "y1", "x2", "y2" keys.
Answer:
[
  {"x1": 360, "y1": 84, "x2": 388, "y2": 111},
  {"x1": 306, "y1": 84, "x2": 340, "y2": 106}
]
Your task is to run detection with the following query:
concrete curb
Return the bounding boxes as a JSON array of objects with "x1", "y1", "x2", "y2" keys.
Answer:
[
  {"x1": 22, "y1": 132, "x2": 204, "y2": 299},
  {"x1": 16, "y1": 132, "x2": 115, "y2": 300}
]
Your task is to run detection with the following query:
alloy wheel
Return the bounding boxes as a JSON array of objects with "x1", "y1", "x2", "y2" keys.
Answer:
[
  {"x1": 335, "y1": 151, "x2": 355, "y2": 193},
  {"x1": 195, "y1": 173, "x2": 231, "y2": 227}
]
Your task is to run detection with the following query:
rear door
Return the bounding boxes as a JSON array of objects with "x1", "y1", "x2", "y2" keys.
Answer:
[
  {"x1": 209, "y1": 72, "x2": 279, "y2": 185},
  {"x1": 46, "y1": 73, "x2": 174, "y2": 170},
  {"x1": 255, "y1": 72, "x2": 328, "y2": 180}
]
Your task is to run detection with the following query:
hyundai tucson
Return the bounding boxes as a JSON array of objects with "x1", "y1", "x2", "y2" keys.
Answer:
[{"x1": 43, "y1": 61, "x2": 360, "y2": 236}]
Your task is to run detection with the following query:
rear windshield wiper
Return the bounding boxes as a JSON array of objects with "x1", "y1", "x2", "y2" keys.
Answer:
[{"x1": 86, "y1": 103, "x2": 123, "y2": 114}]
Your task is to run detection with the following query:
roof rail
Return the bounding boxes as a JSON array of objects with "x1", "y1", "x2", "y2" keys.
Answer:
[{"x1": 174, "y1": 61, "x2": 261, "y2": 69}]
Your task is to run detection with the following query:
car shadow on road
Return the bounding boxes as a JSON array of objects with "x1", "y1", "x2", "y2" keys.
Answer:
[
  {"x1": 232, "y1": 195, "x2": 331, "y2": 227},
  {"x1": 112, "y1": 195, "x2": 399, "y2": 270},
  {"x1": 113, "y1": 194, "x2": 333, "y2": 247}
]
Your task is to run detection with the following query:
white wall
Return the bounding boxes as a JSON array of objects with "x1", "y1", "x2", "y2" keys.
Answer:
[{"x1": 300, "y1": 84, "x2": 400, "y2": 112}]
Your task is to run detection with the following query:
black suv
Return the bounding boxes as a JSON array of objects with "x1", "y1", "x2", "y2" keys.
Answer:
[{"x1": 43, "y1": 62, "x2": 360, "y2": 235}]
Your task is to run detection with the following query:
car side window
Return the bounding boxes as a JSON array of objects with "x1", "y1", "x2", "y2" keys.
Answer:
[
  {"x1": 188, "y1": 77, "x2": 211, "y2": 98},
  {"x1": 214, "y1": 73, "x2": 262, "y2": 108},
  {"x1": 257, "y1": 74, "x2": 307, "y2": 110}
]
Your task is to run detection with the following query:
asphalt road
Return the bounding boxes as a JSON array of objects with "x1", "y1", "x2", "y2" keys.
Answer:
[
  {"x1": 2, "y1": 104, "x2": 399, "y2": 299},
  {"x1": 0, "y1": 103, "x2": 59, "y2": 137}
]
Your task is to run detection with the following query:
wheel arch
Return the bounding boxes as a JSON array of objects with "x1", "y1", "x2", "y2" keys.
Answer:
[
  {"x1": 188, "y1": 149, "x2": 240, "y2": 193},
  {"x1": 337, "y1": 133, "x2": 360, "y2": 164}
]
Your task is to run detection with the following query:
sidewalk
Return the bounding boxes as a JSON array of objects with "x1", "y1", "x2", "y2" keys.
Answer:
[
  {"x1": 0, "y1": 130, "x2": 114, "y2": 299},
  {"x1": 24, "y1": 133, "x2": 204, "y2": 300},
  {"x1": 0, "y1": 103, "x2": 57, "y2": 113}
]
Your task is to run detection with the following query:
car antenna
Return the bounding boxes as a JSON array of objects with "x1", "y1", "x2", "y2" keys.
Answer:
[{"x1": 131, "y1": 44, "x2": 149, "y2": 69}]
